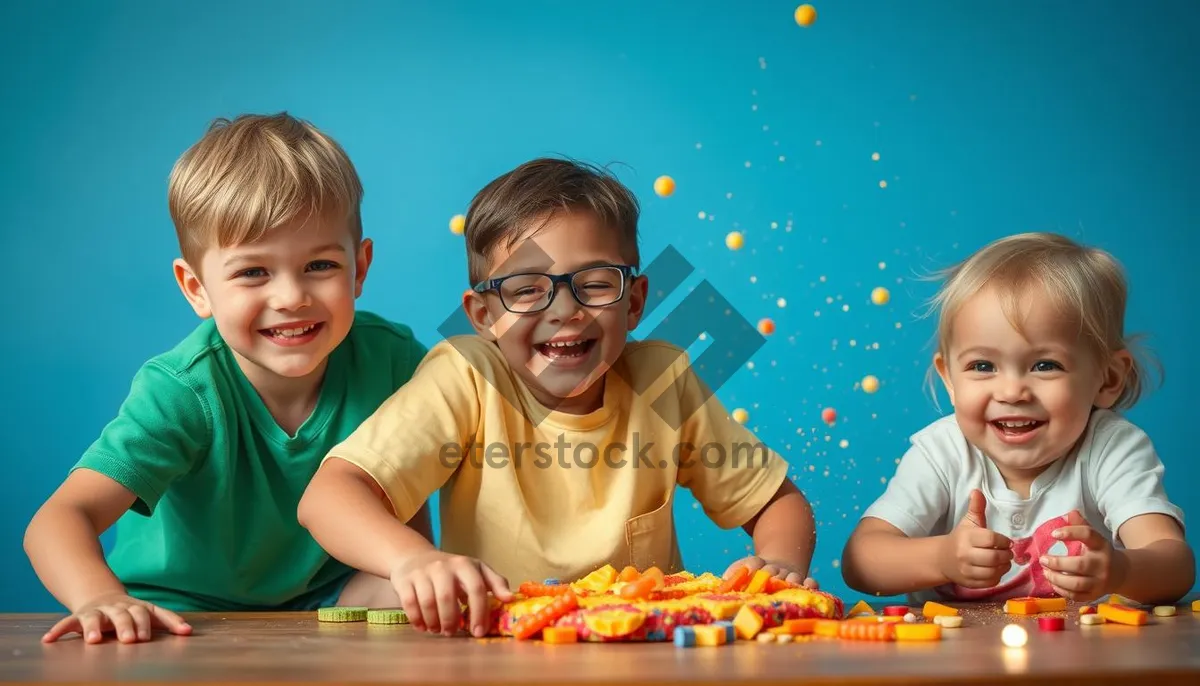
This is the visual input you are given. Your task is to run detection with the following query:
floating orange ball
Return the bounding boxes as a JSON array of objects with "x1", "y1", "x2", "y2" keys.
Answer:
[
  {"x1": 653, "y1": 175, "x2": 676, "y2": 197},
  {"x1": 821, "y1": 407, "x2": 837, "y2": 425},
  {"x1": 795, "y1": 4, "x2": 817, "y2": 27},
  {"x1": 757, "y1": 318, "x2": 776, "y2": 335}
]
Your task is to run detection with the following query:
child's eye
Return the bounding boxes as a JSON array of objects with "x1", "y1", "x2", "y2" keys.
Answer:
[
  {"x1": 1032, "y1": 360, "x2": 1063, "y2": 372},
  {"x1": 236, "y1": 267, "x2": 268, "y2": 279},
  {"x1": 967, "y1": 361, "x2": 995, "y2": 373},
  {"x1": 307, "y1": 260, "x2": 340, "y2": 272}
]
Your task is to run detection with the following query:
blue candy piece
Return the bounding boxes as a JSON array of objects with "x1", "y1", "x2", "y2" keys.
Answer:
[
  {"x1": 543, "y1": 578, "x2": 560, "y2": 585},
  {"x1": 674, "y1": 626, "x2": 696, "y2": 647},
  {"x1": 714, "y1": 621, "x2": 736, "y2": 643}
]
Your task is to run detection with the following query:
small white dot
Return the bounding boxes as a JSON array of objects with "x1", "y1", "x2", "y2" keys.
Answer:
[
  {"x1": 878, "y1": 261, "x2": 887, "y2": 270},
  {"x1": 744, "y1": 161, "x2": 752, "y2": 168},
  {"x1": 777, "y1": 298, "x2": 787, "y2": 308},
  {"x1": 750, "y1": 275, "x2": 758, "y2": 284},
  {"x1": 770, "y1": 221, "x2": 778, "y2": 229},
  {"x1": 839, "y1": 439, "x2": 849, "y2": 448},
  {"x1": 698, "y1": 211, "x2": 707, "y2": 219}
]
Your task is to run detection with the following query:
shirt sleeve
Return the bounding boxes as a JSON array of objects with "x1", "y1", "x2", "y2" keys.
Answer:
[
  {"x1": 861, "y1": 438, "x2": 953, "y2": 538},
  {"x1": 72, "y1": 361, "x2": 212, "y2": 516},
  {"x1": 671, "y1": 359, "x2": 791, "y2": 530},
  {"x1": 324, "y1": 338, "x2": 481, "y2": 522},
  {"x1": 1086, "y1": 415, "x2": 1185, "y2": 540}
]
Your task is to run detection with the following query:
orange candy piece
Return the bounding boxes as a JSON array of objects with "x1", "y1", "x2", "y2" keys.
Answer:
[
  {"x1": 542, "y1": 627, "x2": 578, "y2": 643},
  {"x1": 894, "y1": 623, "x2": 942, "y2": 641},
  {"x1": 1098, "y1": 603, "x2": 1149, "y2": 626},
  {"x1": 921, "y1": 601, "x2": 959, "y2": 617}
]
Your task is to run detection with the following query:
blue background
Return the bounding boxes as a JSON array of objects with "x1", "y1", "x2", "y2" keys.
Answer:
[{"x1": 2, "y1": 0, "x2": 1196, "y2": 612}]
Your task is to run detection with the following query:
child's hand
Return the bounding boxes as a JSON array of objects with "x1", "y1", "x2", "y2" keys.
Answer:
[
  {"x1": 1040, "y1": 510, "x2": 1123, "y2": 602},
  {"x1": 938, "y1": 489, "x2": 1015, "y2": 589},
  {"x1": 41, "y1": 592, "x2": 192, "y2": 644},
  {"x1": 723, "y1": 556, "x2": 819, "y2": 589},
  {"x1": 389, "y1": 550, "x2": 514, "y2": 638}
]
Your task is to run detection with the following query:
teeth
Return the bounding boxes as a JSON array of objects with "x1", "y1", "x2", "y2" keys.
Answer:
[
  {"x1": 996, "y1": 420, "x2": 1039, "y2": 428},
  {"x1": 270, "y1": 324, "x2": 316, "y2": 337},
  {"x1": 544, "y1": 340, "x2": 586, "y2": 348}
]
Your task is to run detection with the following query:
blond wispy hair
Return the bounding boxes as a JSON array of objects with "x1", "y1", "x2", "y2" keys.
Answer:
[
  {"x1": 168, "y1": 112, "x2": 363, "y2": 271},
  {"x1": 923, "y1": 232, "x2": 1159, "y2": 411}
]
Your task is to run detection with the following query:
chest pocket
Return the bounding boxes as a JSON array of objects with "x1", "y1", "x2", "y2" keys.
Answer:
[{"x1": 624, "y1": 495, "x2": 682, "y2": 572}]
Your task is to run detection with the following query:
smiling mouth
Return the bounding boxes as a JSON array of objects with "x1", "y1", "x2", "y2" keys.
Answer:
[
  {"x1": 260, "y1": 323, "x2": 323, "y2": 340},
  {"x1": 991, "y1": 419, "x2": 1045, "y2": 436},
  {"x1": 534, "y1": 339, "x2": 596, "y2": 360}
]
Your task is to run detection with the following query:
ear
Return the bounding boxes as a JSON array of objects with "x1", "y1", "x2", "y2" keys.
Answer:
[
  {"x1": 173, "y1": 258, "x2": 212, "y2": 319},
  {"x1": 461, "y1": 289, "x2": 498, "y2": 341},
  {"x1": 933, "y1": 351, "x2": 956, "y2": 406},
  {"x1": 1094, "y1": 349, "x2": 1133, "y2": 409},
  {"x1": 624, "y1": 274, "x2": 649, "y2": 331},
  {"x1": 353, "y1": 238, "x2": 374, "y2": 298}
]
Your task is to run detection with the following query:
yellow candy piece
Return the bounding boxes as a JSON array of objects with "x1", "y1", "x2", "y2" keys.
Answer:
[
  {"x1": 745, "y1": 568, "x2": 771, "y2": 594},
  {"x1": 921, "y1": 601, "x2": 959, "y2": 618},
  {"x1": 845, "y1": 600, "x2": 875, "y2": 617},
  {"x1": 733, "y1": 604, "x2": 764, "y2": 640},
  {"x1": 893, "y1": 623, "x2": 942, "y2": 641},
  {"x1": 1152, "y1": 605, "x2": 1177, "y2": 618},
  {"x1": 693, "y1": 624, "x2": 727, "y2": 646},
  {"x1": 1192, "y1": 600, "x2": 1200, "y2": 613},
  {"x1": 542, "y1": 627, "x2": 577, "y2": 643}
]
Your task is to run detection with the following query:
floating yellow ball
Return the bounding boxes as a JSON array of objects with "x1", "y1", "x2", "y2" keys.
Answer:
[
  {"x1": 725, "y1": 231, "x2": 744, "y2": 250},
  {"x1": 794, "y1": 4, "x2": 817, "y2": 27},
  {"x1": 732, "y1": 408, "x2": 749, "y2": 424},
  {"x1": 654, "y1": 175, "x2": 676, "y2": 197},
  {"x1": 449, "y1": 214, "x2": 466, "y2": 235},
  {"x1": 861, "y1": 375, "x2": 880, "y2": 394},
  {"x1": 871, "y1": 286, "x2": 890, "y2": 305}
]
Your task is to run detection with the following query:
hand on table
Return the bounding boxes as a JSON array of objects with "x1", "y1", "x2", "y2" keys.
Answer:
[
  {"x1": 42, "y1": 592, "x2": 192, "y2": 644},
  {"x1": 723, "y1": 555, "x2": 819, "y2": 590},
  {"x1": 390, "y1": 550, "x2": 514, "y2": 638}
]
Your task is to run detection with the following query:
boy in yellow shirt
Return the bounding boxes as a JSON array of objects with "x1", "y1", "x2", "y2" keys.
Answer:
[{"x1": 298, "y1": 158, "x2": 817, "y2": 638}]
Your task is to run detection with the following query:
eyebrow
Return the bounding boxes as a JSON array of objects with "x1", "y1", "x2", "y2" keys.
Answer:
[
  {"x1": 223, "y1": 243, "x2": 347, "y2": 269},
  {"x1": 956, "y1": 345, "x2": 1072, "y2": 361}
]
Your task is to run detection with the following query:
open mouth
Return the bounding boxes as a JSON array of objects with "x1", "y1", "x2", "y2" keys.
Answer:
[
  {"x1": 534, "y1": 338, "x2": 597, "y2": 360},
  {"x1": 990, "y1": 419, "x2": 1045, "y2": 437},
  {"x1": 259, "y1": 322, "x2": 323, "y2": 342}
]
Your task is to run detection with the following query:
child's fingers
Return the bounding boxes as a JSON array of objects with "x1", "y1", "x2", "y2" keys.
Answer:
[
  {"x1": 480, "y1": 564, "x2": 514, "y2": 601},
  {"x1": 78, "y1": 611, "x2": 108, "y2": 644},
  {"x1": 457, "y1": 567, "x2": 491, "y2": 637},
  {"x1": 1052, "y1": 525, "x2": 1105, "y2": 548},
  {"x1": 1040, "y1": 553, "x2": 1090, "y2": 575},
  {"x1": 411, "y1": 575, "x2": 439, "y2": 633},
  {"x1": 802, "y1": 577, "x2": 819, "y2": 590},
  {"x1": 958, "y1": 564, "x2": 1007, "y2": 586},
  {"x1": 147, "y1": 603, "x2": 192, "y2": 636},
  {"x1": 101, "y1": 608, "x2": 139, "y2": 644},
  {"x1": 431, "y1": 574, "x2": 463, "y2": 636},
  {"x1": 393, "y1": 578, "x2": 424, "y2": 631},
  {"x1": 783, "y1": 572, "x2": 805, "y2": 586},
  {"x1": 723, "y1": 557, "x2": 763, "y2": 579},
  {"x1": 965, "y1": 545, "x2": 1014, "y2": 568},
  {"x1": 41, "y1": 615, "x2": 83, "y2": 643},
  {"x1": 1042, "y1": 569, "x2": 1096, "y2": 596},
  {"x1": 126, "y1": 604, "x2": 154, "y2": 642},
  {"x1": 966, "y1": 527, "x2": 1013, "y2": 550}
]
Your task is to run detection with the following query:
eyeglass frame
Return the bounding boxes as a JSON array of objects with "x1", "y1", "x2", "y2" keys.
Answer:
[{"x1": 471, "y1": 264, "x2": 639, "y2": 314}]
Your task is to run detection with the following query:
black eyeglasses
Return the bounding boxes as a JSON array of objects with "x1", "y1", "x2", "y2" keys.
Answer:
[{"x1": 472, "y1": 264, "x2": 637, "y2": 314}]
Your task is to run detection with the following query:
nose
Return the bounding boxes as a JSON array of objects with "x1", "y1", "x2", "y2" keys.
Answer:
[
  {"x1": 994, "y1": 371, "x2": 1032, "y2": 403},
  {"x1": 268, "y1": 275, "x2": 311, "y2": 312},
  {"x1": 542, "y1": 282, "x2": 584, "y2": 322}
]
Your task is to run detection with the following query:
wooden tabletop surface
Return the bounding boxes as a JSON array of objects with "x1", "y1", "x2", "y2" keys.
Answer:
[{"x1": 2, "y1": 604, "x2": 1198, "y2": 686}]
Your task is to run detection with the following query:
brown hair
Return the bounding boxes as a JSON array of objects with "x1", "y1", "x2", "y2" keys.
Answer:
[
  {"x1": 924, "y1": 231, "x2": 1160, "y2": 411},
  {"x1": 462, "y1": 157, "x2": 640, "y2": 283},
  {"x1": 168, "y1": 112, "x2": 363, "y2": 271}
]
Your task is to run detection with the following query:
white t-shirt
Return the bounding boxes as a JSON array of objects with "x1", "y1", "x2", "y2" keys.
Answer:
[{"x1": 861, "y1": 409, "x2": 1185, "y2": 605}]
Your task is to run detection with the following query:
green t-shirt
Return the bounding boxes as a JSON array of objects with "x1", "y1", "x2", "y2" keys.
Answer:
[{"x1": 73, "y1": 310, "x2": 427, "y2": 611}]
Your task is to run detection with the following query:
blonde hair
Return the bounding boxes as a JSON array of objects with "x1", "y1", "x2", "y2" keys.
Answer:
[
  {"x1": 924, "y1": 232, "x2": 1159, "y2": 411},
  {"x1": 168, "y1": 112, "x2": 363, "y2": 271}
]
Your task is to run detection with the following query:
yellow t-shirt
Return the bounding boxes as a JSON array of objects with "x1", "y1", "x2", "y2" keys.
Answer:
[{"x1": 324, "y1": 335, "x2": 790, "y2": 586}]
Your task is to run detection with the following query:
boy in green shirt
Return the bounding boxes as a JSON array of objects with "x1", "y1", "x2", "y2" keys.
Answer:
[{"x1": 24, "y1": 112, "x2": 430, "y2": 644}]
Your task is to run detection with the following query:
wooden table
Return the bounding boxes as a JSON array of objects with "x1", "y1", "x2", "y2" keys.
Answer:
[{"x1": 2, "y1": 605, "x2": 1198, "y2": 685}]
